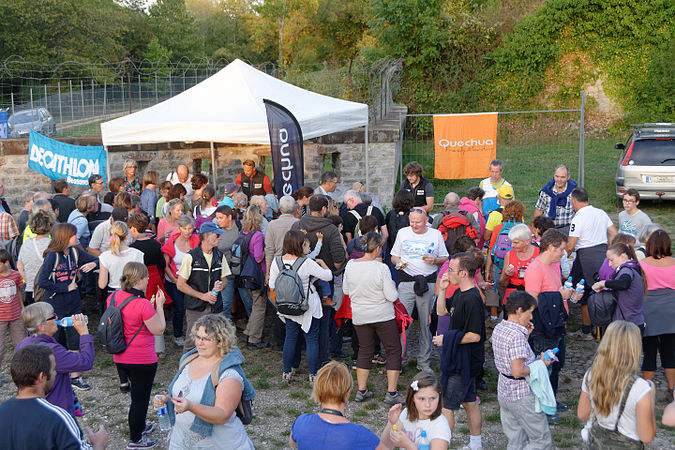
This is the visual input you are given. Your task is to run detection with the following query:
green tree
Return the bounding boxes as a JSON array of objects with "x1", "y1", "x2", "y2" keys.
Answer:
[{"x1": 148, "y1": 0, "x2": 204, "y2": 61}]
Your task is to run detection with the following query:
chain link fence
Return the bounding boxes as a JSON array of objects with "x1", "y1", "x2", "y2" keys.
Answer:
[
  {"x1": 0, "y1": 57, "x2": 402, "y2": 138},
  {"x1": 400, "y1": 106, "x2": 584, "y2": 208}
]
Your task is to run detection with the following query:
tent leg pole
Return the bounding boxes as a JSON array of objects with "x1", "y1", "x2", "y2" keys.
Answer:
[
  {"x1": 365, "y1": 123, "x2": 369, "y2": 192},
  {"x1": 104, "y1": 145, "x2": 110, "y2": 186},
  {"x1": 210, "y1": 142, "x2": 217, "y2": 193}
]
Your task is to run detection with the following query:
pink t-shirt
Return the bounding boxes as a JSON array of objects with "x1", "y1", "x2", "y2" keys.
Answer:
[
  {"x1": 524, "y1": 258, "x2": 562, "y2": 294},
  {"x1": 108, "y1": 291, "x2": 158, "y2": 364},
  {"x1": 639, "y1": 261, "x2": 675, "y2": 290},
  {"x1": 157, "y1": 218, "x2": 179, "y2": 242}
]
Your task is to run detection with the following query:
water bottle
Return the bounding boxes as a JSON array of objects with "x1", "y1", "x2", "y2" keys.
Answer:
[
  {"x1": 563, "y1": 276, "x2": 573, "y2": 290},
  {"x1": 157, "y1": 400, "x2": 171, "y2": 432},
  {"x1": 58, "y1": 315, "x2": 88, "y2": 327},
  {"x1": 418, "y1": 430, "x2": 430, "y2": 450},
  {"x1": 544, "y1": 347, "x2": 560, "y2": 362}
]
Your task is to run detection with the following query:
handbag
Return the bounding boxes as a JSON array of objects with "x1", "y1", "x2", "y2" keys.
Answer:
[{"x1": 586, "y1": 375, "x2": 644, "y2": 450}]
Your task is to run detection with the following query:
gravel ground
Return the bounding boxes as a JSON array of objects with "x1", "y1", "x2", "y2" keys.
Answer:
[{"x1": 1, "y1": 300, "x2": 674, "y2": 449}]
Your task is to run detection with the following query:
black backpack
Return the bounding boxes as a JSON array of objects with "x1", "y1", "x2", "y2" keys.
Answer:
[
  {"x1": 274, "y1": 256, "x2": 311, "y2": 316},
  {"x1": 588, "y1": 291, "x2": 621, "y2": 327},
  {"x1": 230, "y1": 232, "x2": 255, "y2": 276},
  {"x1": 98, "y1": 291, "x2": 144, "y2": 354},
  {"x1": 386, "y1": 211, "x2": 409, "y2": 248}
]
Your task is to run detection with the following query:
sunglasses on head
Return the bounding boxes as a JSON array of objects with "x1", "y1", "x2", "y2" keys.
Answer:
[{"x1": 410, "y1": 208, "x2": 426, "y2": 214}]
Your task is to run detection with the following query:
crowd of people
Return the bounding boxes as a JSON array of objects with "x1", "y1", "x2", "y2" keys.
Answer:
[{"x1": 0, "y1": 157, "x2": 673, "y2": 449}]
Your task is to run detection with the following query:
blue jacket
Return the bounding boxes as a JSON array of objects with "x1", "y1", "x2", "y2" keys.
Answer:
[
  {"x1": 37, "y1": 248, "x2": 98, "y2": 316},
  {"x1": 167, "y1": 347, "x2": 256, "y2": 436},
  {"x1": 532, "y1": 291, "x2": 568, "y2": 339},
  {"x1": 439, "y1": 330, "x2": 471, "y2": 394},
  {"x1": 526, "y1": 360, "x2": 557, "y2": 415}
]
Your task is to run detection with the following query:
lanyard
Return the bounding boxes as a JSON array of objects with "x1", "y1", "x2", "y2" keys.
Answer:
[{"x1": 319, "y1": 408, "x2": 344, "y2": 417}]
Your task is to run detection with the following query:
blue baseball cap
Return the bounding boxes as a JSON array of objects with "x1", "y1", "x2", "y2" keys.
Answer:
[{"x1": 199, "y1": 222, "x2": 224, "y2": 235}]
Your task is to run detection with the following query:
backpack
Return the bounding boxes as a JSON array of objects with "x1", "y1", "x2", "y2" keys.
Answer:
[
  {"x1": 98, "y1": 290, "x2": 145, "y2": 354},
  {"x1": 491, "y1": 219, "x2": 519, "y2": 269},
  {"x1": 588, "y1": 290, "x2": 621, "y2": 327},
  {"x1": 437, "y1": 210, "x2": 478, "y2": 254},
  {"x1": 230, "y1": 231, "x2": 255, "y2": 276},
  {"x1": 33, "y1": 248, "x2": 79, "y2": 303},
  {"x1": 349, "y1": 205, "x2": 374, "y2": 238},
  {"x1": 386, "y1": 211, "x2": 409, "y2": 248},
  {"x1": 274, "y1": 256, "x2": 311, "y2": 316}
]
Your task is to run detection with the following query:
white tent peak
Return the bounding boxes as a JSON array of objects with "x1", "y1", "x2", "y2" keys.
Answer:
[{"x1": 100, "y1": 59, "x2": 368, "y2": 146}]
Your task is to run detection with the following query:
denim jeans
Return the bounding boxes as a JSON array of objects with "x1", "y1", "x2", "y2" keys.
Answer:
[
  {"x1": 283, "y1": 317, "x2": 320, "y2": 375},
  {"x1": 237, "y1": 284, "x2": 254, "y2": 316},
  {"x1": 529, "y1": 333, "x2": 566, "y2": 397},
  {"x1": 164, "y1": 280, "x2": 185, "y2": 338},
  {"x1": 221, "y1": 276, "x2": 236, "y2": 319}
]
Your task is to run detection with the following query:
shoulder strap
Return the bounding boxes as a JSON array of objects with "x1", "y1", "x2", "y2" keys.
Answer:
[
  {"x1": 32, "y1": 239, "x2": 44, "y2": 263},
  {"x1": 210, "y1": 358, "x2": 224, "y2": 388},
  {"x1": 291, "y1": 256, "x2": 308, "y2": 272},
  {"x1": 275, "y1": 256, "x2": 285, "y2": 271},
  {"x1": 366, "y1": 205, "x2": 373, "y2": 216},
  {"x1": 350, "y1": 210, "x2": 361, "y2": 221},
  {"x1": 178, "y1": 352, "x2": 199, "y2": 371},
  {"x1": 613, "y1": 374, "x2": 639, "y2": 431}
]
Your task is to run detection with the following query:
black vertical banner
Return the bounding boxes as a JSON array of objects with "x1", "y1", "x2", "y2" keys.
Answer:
[{"x1": 264, "y1": 99, "x2": 304, "y2": 197}]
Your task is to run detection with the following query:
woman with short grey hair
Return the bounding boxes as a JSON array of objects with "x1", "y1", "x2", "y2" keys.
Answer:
[
  {"x1": 500, "y1": 223, "x2": 538, "y2": 308},
  {"x1": 16, "y1": 302, "x2": 94, "y2": 416}
]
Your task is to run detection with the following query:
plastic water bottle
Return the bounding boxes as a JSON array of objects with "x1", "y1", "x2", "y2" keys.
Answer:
[
  {"x1": 570, "y1": 279, "x2": 585, "y2": 303},
  {"x1": 563, "y1": 277, "x2": 573, "y2": 290},
  {"x1": 157, "y1": 401, "x2": 171, "y2": 432},
  {"x1": 418, "y1": 430, "x2": 430, "y2": 450},
  {"x1": 544, "y1": 347, "x2": 560, "y2": 362},
  {"x1": 58, "y1": 315, "x2": 88, "y2": 327}
]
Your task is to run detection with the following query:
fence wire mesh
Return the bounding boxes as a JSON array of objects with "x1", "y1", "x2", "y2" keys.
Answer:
[
  {"x1": 401, "y1": 110, "x2": 583, "y2": 208},
  {"x1": 0, "y1": 57, "x2": 402, "y2": 138}
]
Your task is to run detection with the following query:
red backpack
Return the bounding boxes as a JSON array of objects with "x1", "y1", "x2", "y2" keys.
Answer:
[{"x1": 437, "y1": 210, "x2": 478, "y2": 254}]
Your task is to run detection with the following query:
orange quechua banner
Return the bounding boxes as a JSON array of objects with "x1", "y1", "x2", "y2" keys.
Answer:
[{"x1": 433, "y1": 112, "x2": 498, "y2": 179}]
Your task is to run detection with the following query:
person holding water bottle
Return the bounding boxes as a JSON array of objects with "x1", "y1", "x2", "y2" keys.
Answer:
[
  {"x1": 391, "y1": 208, "x2": 448, "y2": 373},
  {"x1": 154, "y1": 314, "x2": 255, "y2": 450},
  {"x1": 109, "y1": 261, "x2": 166, "y2": 449}
]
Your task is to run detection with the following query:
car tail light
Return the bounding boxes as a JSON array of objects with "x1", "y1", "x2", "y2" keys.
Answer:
[{"x1": 621, "y1": 141, "x2": 634, "y2": 166}]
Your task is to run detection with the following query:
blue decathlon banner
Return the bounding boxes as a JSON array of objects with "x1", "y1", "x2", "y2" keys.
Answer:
[
  {"x1": 28, "y1": 130, "x2": 107, "y2": 186},
  {"x1": 264, "y1": 99, "x2": 304, "y2": 197}
]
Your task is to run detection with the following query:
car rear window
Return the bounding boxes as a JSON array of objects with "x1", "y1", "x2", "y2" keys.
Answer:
[{"x1": 629, "y1": 139, "x2": 675, "y2": 166}]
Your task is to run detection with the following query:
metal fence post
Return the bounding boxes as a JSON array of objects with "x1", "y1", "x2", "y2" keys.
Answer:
[
  {"x1": 30, "y1": 88, "x2": 34, "y2": 129},
  {"x1": 57, "y1": 82, "x2": 62, "y2": 128},
  {"x1": 91, "y1": 79, "x2": 95, "y2": 117},
  {"x1": 69, "y1": 80, "x2": 74, "y2": 122},
  {"x1": 169, "y1": 73, "x2": 172, "y2": 98},
  {"x1": 44, "y1": 84, "x2": 48, "y2": 109},
  {"x1": 103, "y1": 80, "x2": 107, "y2": 117},
  {"x1": 155, "y1": 73, "x2": 158, "y2": 104},
  {"x1": 120, "y1": 77, "x2": 125, "y2": 114},
  {"x1": 579, "y1": 90, "x2": 586, "y2": 188},
  {"x1": 10, "y1": 92, "x2": 15, "y2": 121},
  {"x1": 80, "y1": 80, "x2": 85, "y2": 119},
  {"x1": 138, "y1": 74, "x2": 142, "y2": 109}
]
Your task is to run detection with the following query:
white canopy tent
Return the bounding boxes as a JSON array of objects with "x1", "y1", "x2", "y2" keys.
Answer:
[{"x1": 100, "y1": 59, "x2": 370, "y2": 189}]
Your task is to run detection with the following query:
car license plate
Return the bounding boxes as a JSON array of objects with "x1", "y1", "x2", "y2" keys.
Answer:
[{"x1": 642, "y1": 175, "x2": 674, "y2": 183}]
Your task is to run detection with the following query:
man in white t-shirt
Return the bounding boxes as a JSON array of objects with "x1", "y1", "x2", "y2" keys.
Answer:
[
  {"x1": 166, "y1": 164, "x2": 194, "y2": 199},
  {"x1": 618, "y1": 189, "x2": 652, "y2": 245},
  {"x1": 566, "y1": 187, "x2": 617, "y2": 340},
  {"x1": 391, "y1": 208, "x2": 449, "y2": 372}
]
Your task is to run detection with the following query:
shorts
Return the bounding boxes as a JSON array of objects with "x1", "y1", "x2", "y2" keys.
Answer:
[{"x1": 443, "y1": 374, "x2": 477, "y2": 410}]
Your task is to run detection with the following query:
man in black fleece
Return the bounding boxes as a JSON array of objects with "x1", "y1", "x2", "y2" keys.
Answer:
[{"x1": 291, "y1": 195, "x2": 347, "y2": 363}]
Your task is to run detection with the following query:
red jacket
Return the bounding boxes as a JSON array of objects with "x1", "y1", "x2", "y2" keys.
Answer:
[{"x1": 160, "y1": 232, "x2": 200, "y2": 278}]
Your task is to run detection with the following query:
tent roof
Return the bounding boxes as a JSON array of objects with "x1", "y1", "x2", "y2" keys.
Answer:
[{"x1": 100, "y1": 59, "x2": 368, "y2": 147}]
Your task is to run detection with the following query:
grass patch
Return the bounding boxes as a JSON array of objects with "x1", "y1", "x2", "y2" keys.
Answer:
[
  {"x1": 152, "y1": 382, "x2": 162, "y2": 389},
  {"x1": 354, "y1": 410, "x2": 367, "y2": 417},
  {"x1": 98, "y1": 359, "x2": 114, "y2": 369},
  {"x1": 484, "y1": 411, "x2": 501, "y2": 423},
  {"x1": 364, "y1": 402, "x2": 379, "y2": 410},
  {"x1": 256, "y1": 379, "x2": 270, "y2": 390},
  {"x1": 459, "y1": 426, "x2": 470, "y2": 434},
  {"x1": 247, "y1": 364, "x2": 270, "y2": 378},
  {"x1": 552, "y1": 431, "x2": 577, "y2": 448},
  {"x1": 290, "y1": 390, "x2": 309, "y2": 400},
  {"x1": 280, "y1": 430, "x2": 290, "y2": 437},
  {"x1": 264, "y1": 410, "x2": 281, "y2": 417},
  {"x1": 559, "y1": 415, "x2": 582, "y2": 429},
  {"x1": 285, "y1": 408, "x2": 301, "y2": 417}
]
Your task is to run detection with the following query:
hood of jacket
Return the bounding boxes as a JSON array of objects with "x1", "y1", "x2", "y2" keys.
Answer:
[{"x1": 298, "y1": 215, "x2": 334, "y2": 233}]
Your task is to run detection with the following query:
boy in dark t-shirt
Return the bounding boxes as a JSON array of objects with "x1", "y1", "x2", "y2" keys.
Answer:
[{"x1": 433, "y1": 252, "x2": 484, "y2": 450}]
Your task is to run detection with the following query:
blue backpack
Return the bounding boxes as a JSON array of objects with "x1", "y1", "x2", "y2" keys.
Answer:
[{"x1": 490, "y1": 219, "x2": 520, "y2": 269}]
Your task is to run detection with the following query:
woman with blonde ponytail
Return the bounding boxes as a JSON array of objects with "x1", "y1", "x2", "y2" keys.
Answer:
[{"x1": 98, "y1": 221, "x2": 144, "y2": 296}]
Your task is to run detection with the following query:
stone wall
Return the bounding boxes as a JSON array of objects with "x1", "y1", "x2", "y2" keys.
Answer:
[{"x1": 0, "y1": 104, "x2": 406, "y2": 213}]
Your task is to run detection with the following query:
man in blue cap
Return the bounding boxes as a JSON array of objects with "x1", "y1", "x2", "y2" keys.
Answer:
[{"x1": 177, "y1": 222, "x2": 232, "y2": 352}]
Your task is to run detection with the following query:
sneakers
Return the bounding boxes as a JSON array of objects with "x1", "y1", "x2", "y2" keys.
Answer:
[
  {"x1": 354, "y1": 389, "x2": 374, "y2": 402},
  {"x1": 371, "y1": 354, "x2": 386, "y2": 365},
  {"x1": 547, "y1": 414, "x2": 561, "y2": 425},
  {"x1": 247, "y1": 341, "x2": 269, "y2": 350},
  {"x1": 556, "y1": 401, "x2": 568, "y2": 413},
  {"x1": 383, "y1": 392, "x2": 405, "y2": 405},
  {"x1": 416, "y1": 364, "x2": 433, "y2": 373},
  {"x1": 71, "y1": 377, "x2": 91, "y2": 391},
  {"x1": 173, "y1": 336, "x2": 185, "y2": 347},
  {"x1": 126, "y1": 437, "x2": 156, "y2": 449},
  {"x1": 120, "y1": 383, "x2": 131, "y2": 393},
  {"x1": 569, "y1": 330, "x2": 594, "y2": 341},
  {"x1": 282, "y1": 372, "x2": 293, "y2": 383},
  {"x1": 142, "y1": 422, "x2": 154, "y2": 435},
  {"x1": 321, "y1": 296, "x2": 336, "y2": 307},
  {"x1": 309, "y1": 374, "x2": 316, "y2": 387}
]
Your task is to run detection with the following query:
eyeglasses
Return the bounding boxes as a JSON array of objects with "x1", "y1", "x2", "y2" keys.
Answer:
[
  {"x1": 46, "y1": 315, "x2": 57, "y2": 321},
  {"x1": 195, "y1": 335, "x2": 217, "y2": 342},
  {"x1": 622, "y1": 199, "x2": 636, "y2": 203},
  {"x1": 410, "y1": 208, "x2": 426, "y2": 214}
]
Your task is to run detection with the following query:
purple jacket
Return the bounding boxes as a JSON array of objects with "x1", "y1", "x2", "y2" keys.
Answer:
[{"x1": 16, "y1": 334, "x2": 95, "y2": 416}]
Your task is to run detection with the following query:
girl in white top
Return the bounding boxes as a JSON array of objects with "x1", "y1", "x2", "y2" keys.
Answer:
[
  {"x1": 268, "y1": 230, "x2": 332, "y2": 384},
  {"x1": 380, "y1": 371, "x2": 452, "y2": 450},
  {"x1": 578, "y1": 320, "x2": 656, "y2": 445},
  {"x1": 98, "y1": 221, "x2": 143, "y2": 291}
]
